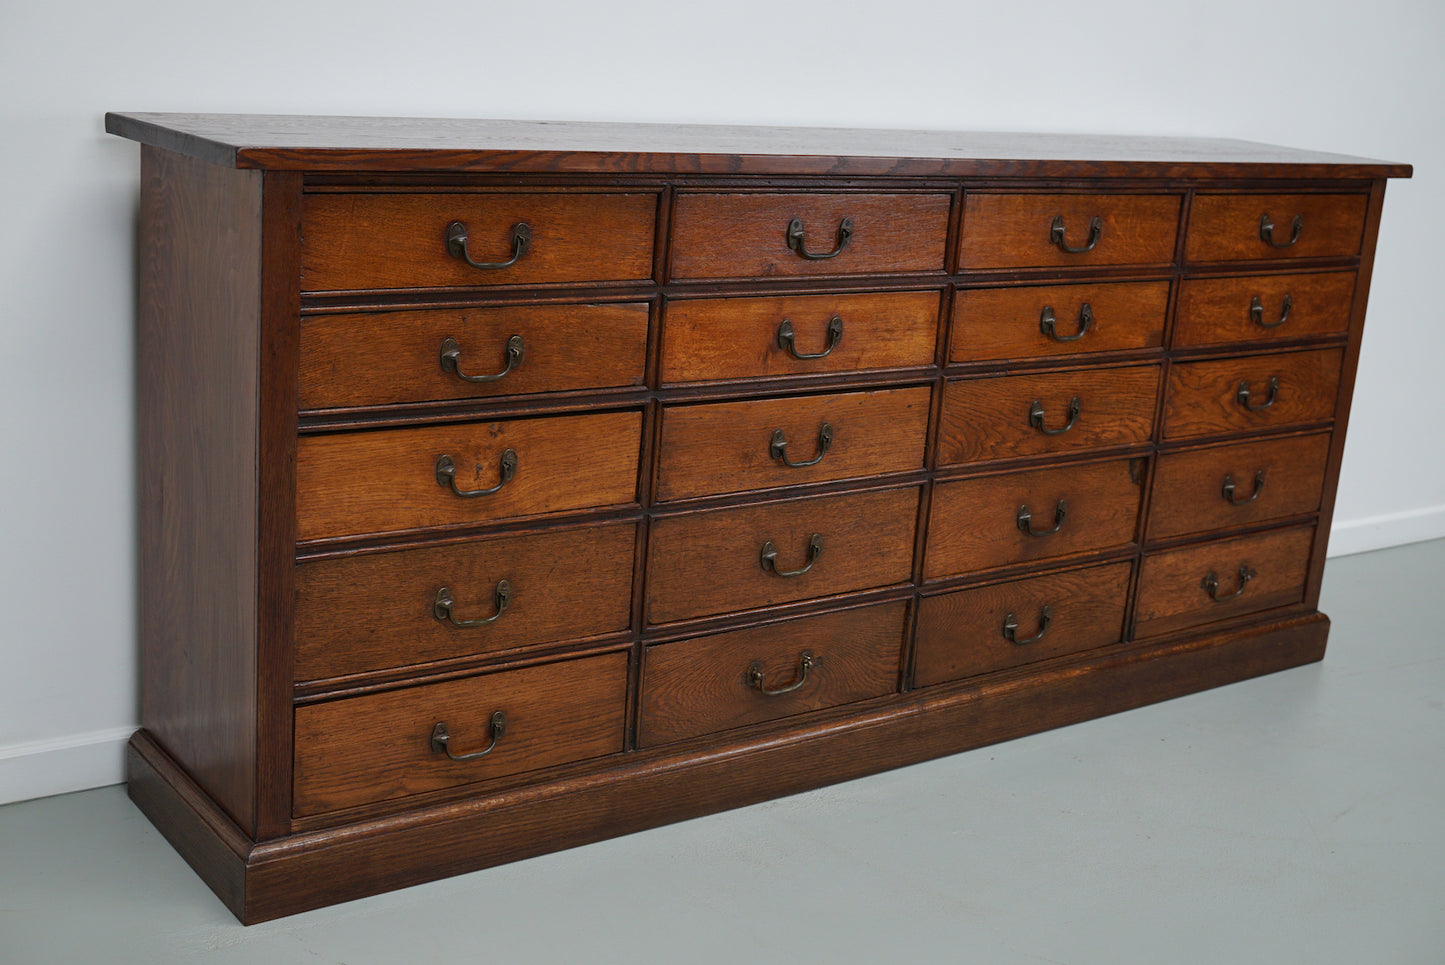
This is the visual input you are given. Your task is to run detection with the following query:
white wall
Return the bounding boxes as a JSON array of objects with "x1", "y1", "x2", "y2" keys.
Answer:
[{"x1": 1, "y1": 0, "x2": 1440, "y2": 805}]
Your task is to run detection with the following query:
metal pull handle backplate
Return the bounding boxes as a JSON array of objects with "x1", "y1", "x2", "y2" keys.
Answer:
[
  {"x1": 748, "y1": 652, "x2": 815, "y2": 696},
  {"x1": 430, "y1": 711, "x2": 507, "y2": 761},
  {"x1": 760, "y1": 533, "x2": 823, "y2": 577},
  {"x1": 446, "y1": 221, "x2": 532, "y2": 270},
  {"x1": 440, "y1": 335, "x2": 525, "y2": 382},
  {"x1": 1050, "y1": 215, "x2": 1103, "y2": 253},
  {"x1": 433, "y1": 579, "x2": 511, "y2": 628},
  {"x1": 786, "y1": 217, "x2": 853, "y2": 260},
  {"x1": 771, "y1": 423, "x2": 833, "y2": 468},
  {"x1": 436, "y1": 449, "x2": 518, "y2": 497},
  {"x1": 777, "y1": 316, "x2": 843, "y2": 360}
]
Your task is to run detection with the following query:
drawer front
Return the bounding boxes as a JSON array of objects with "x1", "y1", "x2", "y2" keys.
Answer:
[
  {"x1": 669, "y1": 192, "x2": 952, "y2": 279},
  {"x1": 660, "y1": 291, "x2": 940, "y2": 384},
  {"x1": 1174, "y1": 272, "x2": 1354, "y2": 348},
  {"x1": 298, "y1": 303, "x2": 650, "y2": 410},
  {"x1": 951, "y1": 281, "x2": 1169, "y2": 363},
  {"x1": 296, "y1": 410, "x2": 641, "y2": 542},
  {"x1": 639, "y1": 602, "x2": 906, "y2": 746},
  {"x1": 1162, "y1": 348, "x2": 1343, "y2": 440},
  {"x1": 938, "y1": 365, "x2": 1160, "y2": 466},
  {"x1": 914, "y1": 562, "x2": 1131, "y2": 687},
  {"x1": 294, "y1": 522, "x2": 637, "y2": 682},
  {"x1": 655, "y1": 386, "x2": 931, "y2": 501},
  {"x1": 292, "y1": 650, "x2": 629, "y2": 816},
  {"x1": 645, "y1": 487, "x2": 918, "y2": 625},
  {"x1": 958, "y1": 193, "x2": 1181, "y2": 270},
  {"x1": 1185, "y1": 193, "x2": 1368, "y2": 264},
  {"x1": 1134, "y1": 526, "x2": 1315, "y2": 637},
  {"x1": 1148, "y1": 434, "x2": 1331, "y2": 541},
  {"x1": 300, "y1": 192, "x2": 657, "y2": 292}
]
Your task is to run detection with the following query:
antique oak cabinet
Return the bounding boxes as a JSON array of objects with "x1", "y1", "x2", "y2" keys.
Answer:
[{"x1": 106, "y1": 113, "x2": 1410, "y2": 922}]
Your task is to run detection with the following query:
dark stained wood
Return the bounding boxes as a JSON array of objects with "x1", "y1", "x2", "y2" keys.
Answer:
[
  {"x1": 669, "y1": 193, "x2": 951, "y2": 280},
  {"x1": 646, "y1": 487, "x2": 919, "y2": 624},
  {"x1": 300, "y1": 191, "x2": 657, "y2": 292},
  {"x1": 638, "y1": 602, "x2": 906, "y2": 746},
  {"x1": 299, "y1": 302, "x2": 649, "y2": 410},
  {"x1": 655, "y1": 386, "x2": 931, "y2": 501},
  {"x1": 938, "y1": 365, "x2": 1160, "y2": 465},
  {"x1": 1174, "y1": 271, "x2": 1355, "y2": 348},
  {"x1": 925, "y1": 459, "x2": 1144, "y2": 579},
  {"x1": 914, "y1": 562, "x2": 1132, "y2": 686},
  {"x1": 951, "y1": 280, "x2": 1169, "y2": 362},
  {"x1": 958, "y1": 193, "x2": 1181, "y2": 270},
  {"x1": 660, "y1": 290, "x2": 940, "y2": 384},
  {"x1": 1162, "y1": 348, "x2": 1344, "y2": 439},
  {"x1": 294, "y1": 410, "x2": 641, "y2": 541},
  {"x1": 1185, "y1": 193, "x2": 1369, "y2": 263}
]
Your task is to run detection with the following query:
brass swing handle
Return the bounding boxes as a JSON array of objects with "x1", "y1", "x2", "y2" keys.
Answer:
[
  {"x1": 430, "y1": 711, "x2": 506, "y2": 762},
  {"x1": 433, "y1": 579, "x2": 512, "y2": 628},
  {"x1": 760, "y1": 533, "x2": 823, "y2": 577},
  {"x1": 1202, "y1": 565, "x2": 1256, "y2": 602},
  {"x1": 440, "y1": 335, "x2": 525, "y2": 383},
  {"x1": 1029, "y1": 397, "x2": 1081, "y2": 435},
  {"x1": 786, "y1": 217, "x2": 853, "y2": 260},
  {"x1": 435, "y1": 449, "x2": 518, "y2": 498},
  {"x1": 1002, "y1": 605, "x2": 1052, "y2": 646},
  {"x1": 1236, "y1": 376, "x2": 1280, "y2": 412},
  {"x1": 1050, "y1": 215, "x2": 1103, "y2": 254},
  {"x1": 1017, "y1": 499, "x2": 1068, "y2": 537},
  {"x1": 748, "y1": 652, "x2": 815, "y2": 696},
  {"x1": 1040, "y1": 303, "x2": 1094, "y2": 342},
  {"x1": 1250, "y1": 294, "x2": 1293, "y2": 330},
  {"x1": 1259, "y1": 213, "x2": 1303, "y2": 249},
  {"x1": 771, "y1": 423, "x2": 833, "y2": 468},
  {"x1": 1222, "y1": 470, "x2": 1266, "y2": 505},
  {"x1": 777, "y1": 316, "x2": 843, "y2": 360},
  {"x1": 446, "y1": 221, "x2": 532, "y2": 270}
]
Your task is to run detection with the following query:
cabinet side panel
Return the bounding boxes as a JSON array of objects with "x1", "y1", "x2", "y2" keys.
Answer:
[{"x1": 137, "y1": 145, "x2": 262, "y2": 833}]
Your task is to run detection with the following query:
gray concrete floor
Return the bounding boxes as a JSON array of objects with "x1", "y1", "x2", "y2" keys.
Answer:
[{"x1": 2, "y1": 540, "x2": 1442, "y2": 964}]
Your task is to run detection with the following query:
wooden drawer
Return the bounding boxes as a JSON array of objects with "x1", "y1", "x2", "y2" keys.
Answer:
[
  {"x1": 938, "y1": 364, "x2": 1160, "y2": 466},
  {"x1": 914, "y1": 562, "x2": 1131, "y2": 687},
  {"x1": 926, "y1": 458, "x2": 1143, "y2": 579},
  {"x1": 1162, "y1": 348, "x2": 1343, "y2": 440},
  {"x1": 958, "y1": 193, "x2": 1181, "y2": 270},
  {"x1": 951, "y1": 281, "x2": 1169, "y2": 363},
  {"x1": 295, "y1": 410, "x2": 641, "y2": 542},
  {"x1": 639, "y1": 602, "x2": 906, "y2": 746},
  {"x1": 669, "y1": 192, "x2": 951, "y2": 279},
  {"x1": 298, "y1": 303, "x2": 649, "y2": 410},
  {"x1": 660, "y1": 290, "x2": 939, "y2": 384},
  {"x1": 294, "y1": 522, "x2": 637, "y2": 682},
  {"x1": 1185, "y1": 193, "x2": 1368, "y2": 263},
  {"x1": 300, "y1": 192, "x2": 657, "y2": 292},
  {"x1": 1175, "y1": 272, "x2": 1354, "y2": 348},
  {"x1": 293, "y1": 650, "x2": 628, "y2": 816},
  {"x1": 655, "y1": 386, "x2": 931, "y2": 501},
  {"x1": 1135, "y1": 526, "x2": 1315, "y2": 637},
  {"x1": 1148, "y1": 434, "x2": 1331, "y2": 541},
  {"x1": 645, "y1": 487, "x2": 918, "y2": 625}
]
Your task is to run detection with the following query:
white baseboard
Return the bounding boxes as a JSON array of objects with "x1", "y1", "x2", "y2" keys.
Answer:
[
  {"x1": 0, "y1": 726, "x2": 133, "y2": 806},
  {"x1": 1326, "y1": 503, "x2": 1445, "y2": 557}
]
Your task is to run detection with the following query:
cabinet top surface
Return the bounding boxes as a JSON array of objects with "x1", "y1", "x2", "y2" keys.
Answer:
[{"x1": 105, "y1": 112, "x2": 1411, "y2": 180}]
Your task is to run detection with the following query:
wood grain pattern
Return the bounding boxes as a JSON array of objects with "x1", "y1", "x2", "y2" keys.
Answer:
[
  {"x1": 1162, "y1": 349, "x2": 1343, "y2": 440},
  {"x1": 295, "y1": 410, "x2": 641, "y2": 541},
  {"x1": 1148, "y1": 433, "x2": 1331, "y2": 541},
  {"x1": 951, "y1": 281, "x2": 1169, "y2": 362},
  {"x1": 294, "y1": 522, "x2": 637, "y2": 681},
  {"x1": 1173, "y1": 271, "x2": 1355, "y2": 348},
  {"x1": 299, "y1": 302, "x2": 649, "y2": 410},
  {"x1": 914, "y1": 562, "x2": 1132, "y2": 686},
  {"x1": 959, "y1": 193, "x2": 1181, "y2": 270},
  {"x1": 639, "y1": 602, "x2": 906, "y2": 746},
  {"x1": 938, "y1": 365, "x2": 1160, "y2": 465},
  {"x1": 655, "y1": 386, "x2": 931, "y2": 501},
  {"x1": 925, "y1": 459, "x2": 1144, "y2": 579},
  {"x1": 293, "y1": 650, "x2": 629, "y2": 816},
  {"x1": 646, "y1": 487, "x2": 919, "y2": 624},
  {"x1": 669, "y1": 193, "x2": 951, "y2": 279},
  {"x1": 660, "y1": 290, "x2": 940, "y2": 384},
  {"x1": 1185, "y1": 193, "x2": 1369, "y2": 263},
  {"x1": 300, "y1": 192, "x2": 656, "y2": 291}
]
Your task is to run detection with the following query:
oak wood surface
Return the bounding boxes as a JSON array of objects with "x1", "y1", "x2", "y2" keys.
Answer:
[
  {"x1": 951, "y1": 280, "x2": 1169, "y2": 362},
  {"x1": 1162, "y1": 348, "x2": 1344, "y2": 439},
  {"x1": 1185, "y1": 193, "x2": 1369, "y2": 263},
  {"x1": 1173, "y1": 272, "x2": 1355, "y2": 348},
  {"x1": 958, "y1": 193, "x2": 1181, "y2": 270}
]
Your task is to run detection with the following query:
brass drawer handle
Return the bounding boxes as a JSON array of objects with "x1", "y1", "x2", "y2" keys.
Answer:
[
  {"x1": 433, "y1": 579, "x2": 512, "y2": 628},
  {"x1": 1002, "y1": 605, "x2": 1052, "y2": 645},
  {"x1": 1029, "y1": 396, "x2": 1081, "y2": 435},
  {"x1": 1202, "y1": 565, "x2": 1255, "y2": 602},
  {"x1": 1050, "y1": 214, "x2": 1103, "y2": 254},
  {"x1": 1259, "y1": 213, "x2": 1303, "y2": 249},
  {"x1": 430, "y1": 712, "x2": 506, "y2": 762},
  {"x1": 770, "y1": 423, "x2": 833, "y2": 468},
  {"x1": 760, "y1": 533, "x2": 823, "y2": 577},
  {"x1": 1235, "y1": 376, "x2": 1280, "y2": 412},
  {"x1": 1249, "y1": 294, "x2": 1292, "y2": 329},
  {"x1": 440, "y1": 335, "x2": 525, "y2": 383},
  {"x1": 446, "y1": 220, "x2": 532, "y2": 270},
  {"x1": 1017, "y1": 499, "x2": 1068, "y2": 537},
  {"x1": 786, "y1": 217, "x2": 853, "y2": 260},
  {"x1": 777, "y1": 315, "x2": 843, "y2": 360},
  {"x1": 1040, "y1": 303, "x2": 1094, "y2": 342},
  {"x1": 1222, "y1": 470, "x2": 1267, "y2": 505},
  {"x1": 435, "y1": 449, "x2": 518, "y2": 497},
  {"x1": 748, "y1": 652, "x2": 815, "y2": 696}
]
